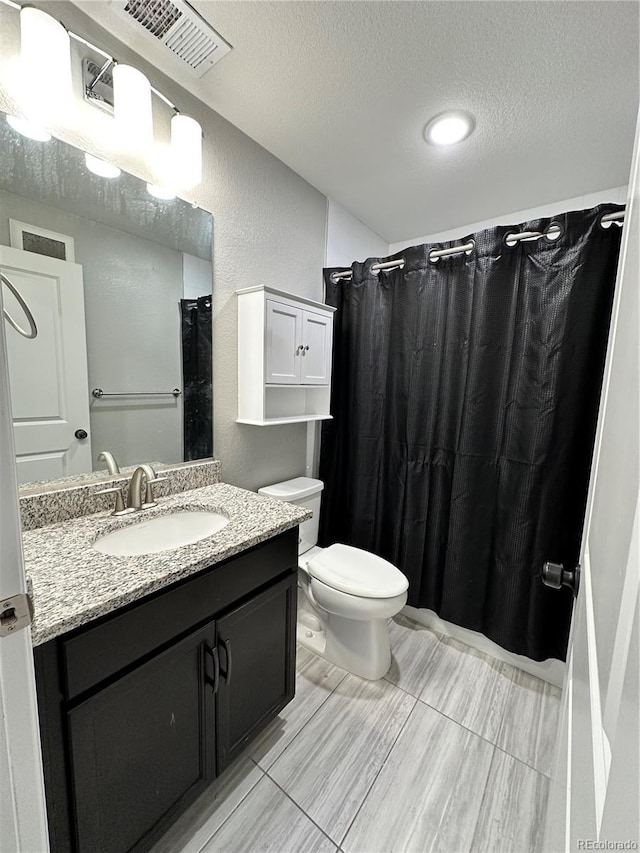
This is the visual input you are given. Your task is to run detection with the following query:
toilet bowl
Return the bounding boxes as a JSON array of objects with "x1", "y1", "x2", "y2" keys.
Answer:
[{"x1": 258, "y1": 478, "x2": 408, "y2": 680}]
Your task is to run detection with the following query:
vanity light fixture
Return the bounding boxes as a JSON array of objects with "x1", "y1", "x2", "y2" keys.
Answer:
[
  {"x1": 113, "y1": 64, "x2": 153, "y2": 150},
  {"x1": 424, "y1": 111, "x2": 475, "y2": 146},
  {"x1": 0, "y1": 1, "x2": 205, "y2": 191},
  {"x1": 170, "y1": 114, "x2": 203, "y2": 188},
  {"x1": 147, "y1": 183, "x2": 176, "y2": 201},
  {"x1": 6, "y1": 114, "x2": 51, "y2": 142},
  {"x1": 85, "y1": 153, "x2": 121, "y2": 179}
]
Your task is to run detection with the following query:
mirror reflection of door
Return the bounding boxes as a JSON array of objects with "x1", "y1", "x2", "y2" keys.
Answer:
[{"x1": 0, "y1": 245, "x2": 92, "y2": 484}]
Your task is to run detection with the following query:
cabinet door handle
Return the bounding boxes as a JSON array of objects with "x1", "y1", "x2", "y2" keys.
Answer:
[
  {"x1": 204, "y1": 644, "x2": 220, "y2": 693},
  {"x1": 220, "y1": 638, "x2": 233, "y2": 684},
  {"x1": 295, "y1": 345, "x2": 304, "y2": 355}
]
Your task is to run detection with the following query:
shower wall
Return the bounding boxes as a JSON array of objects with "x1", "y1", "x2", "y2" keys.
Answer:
[{"x1": 390, "y1": 186, "x2": 628, "y2": 252}]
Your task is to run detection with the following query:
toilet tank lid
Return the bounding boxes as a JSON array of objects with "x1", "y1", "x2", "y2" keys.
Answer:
[{"x1": 258, "y1": 477, "x2": 324, "y2": 501}]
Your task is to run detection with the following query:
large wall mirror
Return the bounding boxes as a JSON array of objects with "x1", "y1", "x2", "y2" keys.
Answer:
[{"x1": 0, "y1": 114, "x2": 213, "y2": 486}]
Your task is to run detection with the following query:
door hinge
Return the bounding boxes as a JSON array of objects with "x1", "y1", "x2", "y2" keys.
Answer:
[{"x1": 0, "y1": 592, "x2": 34, "y2": 637}]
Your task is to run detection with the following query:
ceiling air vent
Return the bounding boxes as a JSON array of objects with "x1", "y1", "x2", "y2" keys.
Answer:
[{"x1": 115, "y1": 0, "x2": 232, "y2": 78}]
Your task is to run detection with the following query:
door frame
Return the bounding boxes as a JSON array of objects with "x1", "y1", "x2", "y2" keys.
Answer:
[{"x1": 544, "y1": 104, "x2": 640, "y2": 850}]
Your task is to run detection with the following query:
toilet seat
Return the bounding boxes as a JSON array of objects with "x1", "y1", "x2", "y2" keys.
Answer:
[{"x1": 307, "y1": 544, "x2": 408, "y2": 599}]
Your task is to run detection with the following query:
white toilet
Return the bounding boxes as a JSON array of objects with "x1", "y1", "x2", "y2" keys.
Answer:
[{"x1": 258, "y1": 477, "x2": 408, "y2": 680}]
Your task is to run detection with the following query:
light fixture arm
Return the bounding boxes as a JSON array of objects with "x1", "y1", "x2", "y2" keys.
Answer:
[{"x1": 87, "y1": 57, "x2": 113, "y2": 94}]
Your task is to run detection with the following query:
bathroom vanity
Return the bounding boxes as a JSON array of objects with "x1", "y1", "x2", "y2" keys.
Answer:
[{"x1": 24, "y1": 482, "x2": 309, "y2": 853}]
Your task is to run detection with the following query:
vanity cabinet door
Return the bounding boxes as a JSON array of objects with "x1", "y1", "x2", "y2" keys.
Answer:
[
  {"x1": 67, "y1": 621, "x2": 216, "y2": 853},
  {"x1": 216, "y1": 572, "x2": 297, "y2": 772}
]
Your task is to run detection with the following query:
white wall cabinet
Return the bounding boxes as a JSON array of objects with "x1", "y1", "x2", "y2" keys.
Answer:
[{"x1": 237, "y1": 287, "x2": 335, "y2": 425}]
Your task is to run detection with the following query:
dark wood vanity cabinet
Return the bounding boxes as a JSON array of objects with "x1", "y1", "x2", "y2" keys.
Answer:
[
  {"x1": 68, "y1": 621, "x2": 217, "y2": 853},
  {"x1": 34, "y1": 528, "x2": 298, "y2": 853}
]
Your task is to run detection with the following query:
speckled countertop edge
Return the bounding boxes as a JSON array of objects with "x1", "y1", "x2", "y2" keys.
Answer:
[{"x1": 24, "y1": 482, "x2": 310, "y2": 646}]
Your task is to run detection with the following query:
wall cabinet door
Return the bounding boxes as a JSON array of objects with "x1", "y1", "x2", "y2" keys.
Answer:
[
  {"x1": 301, "y1": 309, "x2": 332, "y2": 385},
  {"x1": 67, "y1": 622, "x2": 216, "y2": 853},
  {"x1": 265, "y1": 300, "x2": 302, "y2": 384},
  {"x1": 216, "y1": 573, "x2": 297, "y2": 772}
]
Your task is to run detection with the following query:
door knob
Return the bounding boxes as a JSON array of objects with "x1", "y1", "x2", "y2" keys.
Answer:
[
  {"x1": 542, "y1": 561, "x2": 580, "y2": 597},
  {"x1": 74, "y1": 428, "x2": 88, "y2": 440}
]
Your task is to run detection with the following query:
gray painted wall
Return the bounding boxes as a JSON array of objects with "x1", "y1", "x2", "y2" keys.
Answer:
[
  {"x1": 0, "y1": 1, "x2": 328, "y2": 492},
  {"x1": 0, "y1": 188, "x2": 185, "y2": 471}
]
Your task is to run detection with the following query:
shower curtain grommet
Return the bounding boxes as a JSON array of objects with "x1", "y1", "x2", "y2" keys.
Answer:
[
  {"x1": 544, "y1": 221, "x2": 564, "y2": 242},
  {"x1": 599, "y1": 210, "x2": 625, "y2": 230}
]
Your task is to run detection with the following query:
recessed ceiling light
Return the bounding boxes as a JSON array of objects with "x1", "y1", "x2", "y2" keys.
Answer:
[
  {"x1": 6, "y1": 114, "x2": 51, "y2": 142},
  {"x1": 85, "y1": 153, "x2": 121, "y2": 179},
  {"x1": 147, "y1": 183, "x2": 176, "y2": 201},
  {"x1": 424, "y1": 111, "x2": 475, "y2": 146}
]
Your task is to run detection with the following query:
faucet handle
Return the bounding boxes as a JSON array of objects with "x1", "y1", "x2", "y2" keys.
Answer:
[
  {"x1": 96, "y1": 486, "x2": 132, "y2": 516},
  {"x1": 142, "y1": 476, "x2": 168, "y2": 509}
]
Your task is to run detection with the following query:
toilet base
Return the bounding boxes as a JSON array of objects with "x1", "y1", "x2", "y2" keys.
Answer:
[{"x1": 297, "y1": 613, "x2": 391, "y2": 680}]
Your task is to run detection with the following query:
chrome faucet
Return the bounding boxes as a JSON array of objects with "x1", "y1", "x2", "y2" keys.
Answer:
[
  {"x1": 127, "y1": 467, "x2": 147, "y2": 510},
  {"x1": 97, "y1": 451, "x2": 120, "y2": 475},
  {"x1": 127, "y1": 465, "x2": 168, "y2": 510}
]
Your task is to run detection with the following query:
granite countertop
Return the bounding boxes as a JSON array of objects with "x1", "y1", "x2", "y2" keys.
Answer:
[{"x1": 23, "y1": 483, "x2": 311, "y2": 646}]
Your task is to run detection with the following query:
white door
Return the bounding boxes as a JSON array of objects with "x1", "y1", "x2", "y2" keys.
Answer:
[
  {"x1": 0, "y1": 285, "x2": 49, "y2": 850},
  {"x1": 265, "y1": 299, "x2": 302, "y2": 384},
  {"x1": 0, "y1": 246, "x2": 92, "y2": 483},
  {"x1": 301, "y1": 309, "x2": 332, "y2": 385},
  {"x1": 544, "y1": 111, "x2": 640, "y2": 850}
]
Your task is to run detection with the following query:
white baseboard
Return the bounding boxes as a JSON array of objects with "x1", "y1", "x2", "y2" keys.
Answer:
[{"x1": 402, "y1": 605, "x2": 566, "y2": 688}]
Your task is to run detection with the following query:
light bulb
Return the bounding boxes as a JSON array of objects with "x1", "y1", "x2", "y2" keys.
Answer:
[
  {"x1": 6, "y1": 114, "x2": 51, "y2": 142},
  {"x1": 147, "y1": 184, "x2": 176, "y2": 201},
  {"x1": 170, "y1": 114, "x2": 202, "y2": 188},
  {"x1": 85, "y1": 154, "x2": 121, "y2": 179},
  {"x1": 424, "y1": 111, "x2": 475, "y2": 146},
  {"x1": 19, "y1": 7, "x2": 72, "y2": 124},
  {"x1": 113, "y1": 64, "x2": 153, "y2": 150}
]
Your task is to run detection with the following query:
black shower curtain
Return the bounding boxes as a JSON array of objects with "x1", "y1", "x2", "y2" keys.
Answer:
[
  {"x1": 180, "y1": 295, "x2": 212, "y2": 461},
  {"x1": 319, "y1": 205, "x2": 623, "y2": 661}
]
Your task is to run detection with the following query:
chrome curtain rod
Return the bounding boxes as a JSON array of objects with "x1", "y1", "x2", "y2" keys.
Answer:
[
  {"x1": 92, "y1": 388, "x2": 181, "y2": 399},
  {"x1": 330, "y1": 208, "x2": 626, "y2": 283}
]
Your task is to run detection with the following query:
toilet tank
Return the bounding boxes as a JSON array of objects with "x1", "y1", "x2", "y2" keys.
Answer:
[{"x1": 258, "y1": 477, "x2": 324, "y2": 555}]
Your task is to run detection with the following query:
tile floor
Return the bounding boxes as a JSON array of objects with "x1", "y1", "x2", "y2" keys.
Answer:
[{"x1": 152, "y1": 614, "x2": 561, "y2": 853}]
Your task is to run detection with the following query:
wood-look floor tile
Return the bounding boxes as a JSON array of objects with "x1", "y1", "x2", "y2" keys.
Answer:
[
  {"x1": 471, "y1": 747, "x2": 550, "y2": 853},
  {"x1": 151, "y1": 755, "x2": 263, "y2": 853},
  {"x1": 386, "y1": 615, "x2": 443, "y2": 697},
  {"x1": 497, "y1": 668, "x2": 562, "y2": 776},
  {"x1": 201, "y1": 775, "x2": 337, "y2": 853},
  {"x1": 342, "y1": 701, "x2": 495, "y2": 853},
  {"x1": 417, "y1": 637, "x2": 512, "y2": 743},
  {"x1": 268, "y1": 674, "x2": 416, "y2": 845},
  {"x1": 250, "y1": 646, "x2": 348, "y2": 770}
]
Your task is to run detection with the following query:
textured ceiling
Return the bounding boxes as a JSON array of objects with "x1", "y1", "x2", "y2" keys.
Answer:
[{"x1": 72, "y1": 1, "x2": 639, "y2": 242}]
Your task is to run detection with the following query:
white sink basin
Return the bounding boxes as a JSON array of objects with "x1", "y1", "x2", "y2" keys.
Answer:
[{"x1": 93, "y1": 511, "x2": 229, "y2": 557}]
